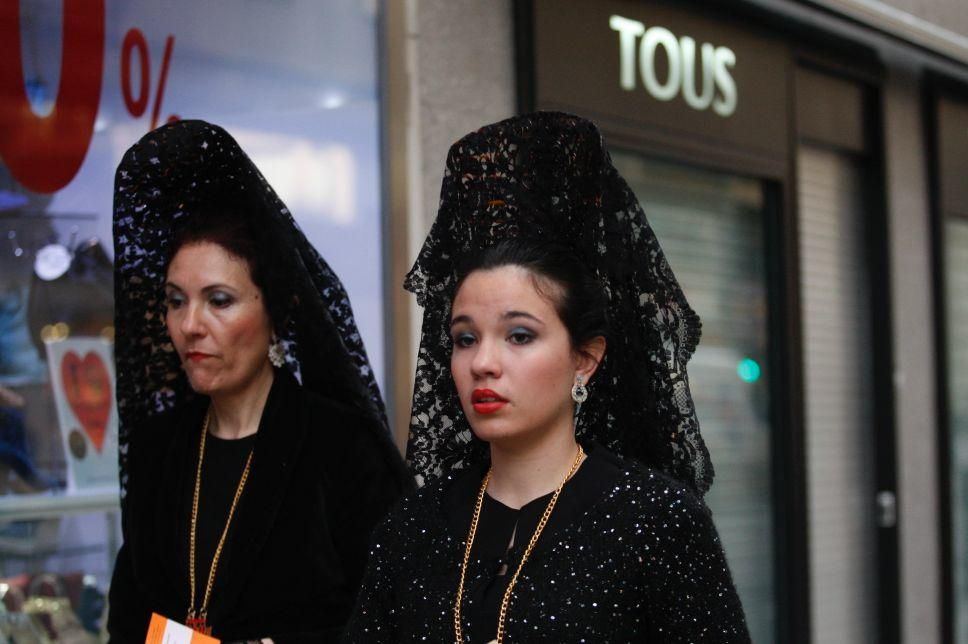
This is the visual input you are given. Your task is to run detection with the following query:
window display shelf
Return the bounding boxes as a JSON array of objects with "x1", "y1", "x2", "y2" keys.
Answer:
[{"x1": 0, "y1": 490, "x2": 119, "y2": 522}]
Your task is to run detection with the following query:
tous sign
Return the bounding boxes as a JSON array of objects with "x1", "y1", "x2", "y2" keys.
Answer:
[{"x1": 609, "y1": 14, "x2": 737, "y2": 117}]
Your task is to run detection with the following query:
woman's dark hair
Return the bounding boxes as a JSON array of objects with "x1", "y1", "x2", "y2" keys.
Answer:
[
  {"x1": 454, "y1": 238, "x2": 609, "y2": 357},
  {"x1": 166, "y1": 203, "x2": 292, "y2": 333}
]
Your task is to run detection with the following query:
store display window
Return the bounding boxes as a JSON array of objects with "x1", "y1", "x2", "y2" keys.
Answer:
[{"x1": 0, "y1": 1, "x2": 383, "y2": 639}]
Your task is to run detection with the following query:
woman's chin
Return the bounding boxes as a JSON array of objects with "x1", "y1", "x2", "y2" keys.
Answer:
[
  {"x1": 469, "y1": 422, "x2": 527, "y2": 447},
  {"x1": 184, "y1": 374, "x2": 220, "y2": 397}
]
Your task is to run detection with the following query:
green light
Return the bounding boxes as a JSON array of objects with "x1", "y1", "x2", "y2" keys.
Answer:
[{"x1": 737, "y1": 358, "x2": 761, "y2": 383}]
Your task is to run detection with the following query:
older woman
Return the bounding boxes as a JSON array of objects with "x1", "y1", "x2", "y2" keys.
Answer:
[
  {"x1": 108, "y1": 121, "x2": 410, "y2": 643},
  {"x1": 345, "y1": 112, "x2": 749, "y2": 642}
]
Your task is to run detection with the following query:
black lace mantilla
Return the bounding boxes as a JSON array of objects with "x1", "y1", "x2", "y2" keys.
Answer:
[
  {"x1": 113, "y1": 120, "x2": 386, "y2": 499},
  {"x1": 404, "y1": 112, "x2": 713, "y2": 496}
]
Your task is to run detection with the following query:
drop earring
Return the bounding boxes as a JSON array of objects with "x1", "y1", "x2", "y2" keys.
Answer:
[
  {"x1": 268, "y1": 335, "x2": 286, "y2": 368},
  {"x1": 571, "y1": 374, "x2": 589, "y2": 417}
]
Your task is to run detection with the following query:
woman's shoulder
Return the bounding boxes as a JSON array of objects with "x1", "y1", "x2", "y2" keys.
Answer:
[
  {"x1": 279, "y1": 375, "x2": 388, "y2": 449},
  {"x1": 594, "y1": 448, "x2": 713, "y2": 523},
  {"x1": 398, "y1": 472, "x2": 455, "y2": 513},
  {"x1": 288, "y1": 376, "x2": 385, "y2": 434},
  {"x1": 286, "y1": 378, "x2": 412, "y2": 487},
  {"x1": 370, "y1": 471, "x2": 455, "y2": 535}
]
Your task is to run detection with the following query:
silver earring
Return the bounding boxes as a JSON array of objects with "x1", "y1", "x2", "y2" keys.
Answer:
[
  {"x1": 572, "y1": 375, "x2": 589, "y2": 420},
  {"x1": 571, "y1": 374, "x2": 588, "y2": 405},
  {"x1": 268, "y1": 336, "x2": 286, "y2": 368}
]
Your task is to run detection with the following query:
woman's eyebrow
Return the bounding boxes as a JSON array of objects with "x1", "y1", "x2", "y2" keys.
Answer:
[
  {"x1": 450, "y1": 311, "x2": 544, "y2": 326},
  {"x1": 450, "y1": 314, "x2": 472, "y2": 328},
  {"x1": 503, "y1": 310, "x2": 543, "y2": 325},
  {"x1": 163, "y1": 282, "x2": 234, "y2": 293},
  {"x1": 200, "y1": 283, "x2": 233, "y2": 294}
]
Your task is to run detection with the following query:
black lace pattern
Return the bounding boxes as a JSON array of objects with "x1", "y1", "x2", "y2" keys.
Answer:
[
  {"x1": 404, "y1": 112, "x2": 713, "y2": 495},
  {"x1": 113, "y1": 120, "x2": 386, "y2": 499}
]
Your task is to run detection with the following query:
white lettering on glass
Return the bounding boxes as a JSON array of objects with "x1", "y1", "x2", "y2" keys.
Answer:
[{"x1": 609, "y1": 14, "x2": 738, "y2": 117}]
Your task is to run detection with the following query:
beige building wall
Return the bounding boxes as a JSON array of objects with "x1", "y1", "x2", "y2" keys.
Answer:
[{"x1": 383, "y1": 0, "x2": 515, "y2": 445}]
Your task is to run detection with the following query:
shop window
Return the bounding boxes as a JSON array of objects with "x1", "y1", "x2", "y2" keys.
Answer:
[
  {"x1": 612, "y1": 152, "x2": 775, "y2": 643},
  {"x1": 936, "y1": 93, "x2": 968, "y2": 643},
  {"x1": 944, "y1": 216, "x2": 968, "y2": 644},
  {"x1": 0, "y1": 1, "x2": 383, "y2": 639}
]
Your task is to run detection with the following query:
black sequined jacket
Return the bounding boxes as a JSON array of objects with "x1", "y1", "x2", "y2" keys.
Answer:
[
  {"x1": 107, "y1": 370, "x2": 411, "y2": 643},
  {"x1": 344, "y1": 445, "x2": 750, "y2": 643}
]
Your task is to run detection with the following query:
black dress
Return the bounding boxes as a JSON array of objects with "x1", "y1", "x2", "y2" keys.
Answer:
[
  {"x1": 344, "y1": 445, "x2": 750, "y2": 642},
  {"x1": 108, "y1": 371, "x2": 411, "y2": 643}
]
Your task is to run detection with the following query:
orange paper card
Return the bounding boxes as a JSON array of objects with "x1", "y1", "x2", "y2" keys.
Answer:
[{"x1": 145, "y1": 613, "x2": 220, "y2": 644}]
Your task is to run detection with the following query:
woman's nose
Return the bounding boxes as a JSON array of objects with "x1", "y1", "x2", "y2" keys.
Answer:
[
  {"x1": 178, "y1": 303, "x2": 205, "y2": 336},
  {"x1": 470, "y1": 337, "x2": 501, "y2": 378}
]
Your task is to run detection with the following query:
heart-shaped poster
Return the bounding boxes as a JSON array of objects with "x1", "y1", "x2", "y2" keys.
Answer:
[{"x1": 61, "y1": 351, "x2": 112, "y2": 454}]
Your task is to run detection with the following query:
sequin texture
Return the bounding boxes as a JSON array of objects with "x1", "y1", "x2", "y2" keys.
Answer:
[{"x1": 344, "y1": 452, "x2": 750, "y2": 642}]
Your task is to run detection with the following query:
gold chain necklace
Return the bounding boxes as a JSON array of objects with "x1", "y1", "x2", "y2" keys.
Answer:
[
  {"x1": 186, "y1": 410, "x2": 254, "y2": 635},
  {"x1": 453, "y1": 444, "x2": 585, "y2": 644}
]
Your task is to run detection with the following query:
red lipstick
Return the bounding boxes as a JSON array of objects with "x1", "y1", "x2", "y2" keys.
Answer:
[
  {"x1": 471, "y1": 388, "x2": 508, "y2": 414},
  {"x1": 186, "y1": 351, "x2": 213, "y2": 362}
]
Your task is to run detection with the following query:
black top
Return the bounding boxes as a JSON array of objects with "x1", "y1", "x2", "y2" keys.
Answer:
[
  {"x1": 108, "y1": 371, "x2": 412, "y2": 643},
  {"x1": 455, "y1": 449, "x2": 620, "y2": 643},
  {"x1": 344, "y1": 444, "x2": 750, "y2": 643},
  {"x1": 182, "y1": 431, "x2": 257, "y2": 607}
]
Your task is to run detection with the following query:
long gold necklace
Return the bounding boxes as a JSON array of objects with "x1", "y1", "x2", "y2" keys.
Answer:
[
  {"x1": 453, "y1": 444, "x2": 585, "y2": 644},
  {"x1": 186, "y1": 410, "x2": 254, "y2": 635}
]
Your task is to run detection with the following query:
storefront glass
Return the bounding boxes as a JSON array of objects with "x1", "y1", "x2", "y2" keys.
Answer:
[
  {"x1": 0, "y1": 1, "x2": 382, "y2": 639},
  {"x1": 945, "y1": 217, "x2": 968, "y2": 644},
  {"x1": 612, "y1": 152, "x2": 775, "y2": 642}
]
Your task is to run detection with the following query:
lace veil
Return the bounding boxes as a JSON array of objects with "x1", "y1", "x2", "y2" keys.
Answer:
[
  {"x1": 113, "y1": 120, "x2": 386, "y2": 498},
  {"x1": 405, "y1": 112, "x2": 713, "y2": 496}
]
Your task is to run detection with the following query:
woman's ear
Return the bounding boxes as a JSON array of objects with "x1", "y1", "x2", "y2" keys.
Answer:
[{"x1": 575, "y1": 336, "x2": 606, "y2": 382}]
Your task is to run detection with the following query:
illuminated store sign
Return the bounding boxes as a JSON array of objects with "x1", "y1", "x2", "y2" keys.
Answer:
[{"x1": 609, "y1": 14, "x2": 737, "y2": 117}]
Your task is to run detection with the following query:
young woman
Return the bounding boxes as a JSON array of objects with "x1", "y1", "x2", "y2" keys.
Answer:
[
  {"x1": 344, "y1": 112, "x2": 750, "y2": 642},
  {"x1": 108, "y1": 120, "x2": 410, "y2": 642}
]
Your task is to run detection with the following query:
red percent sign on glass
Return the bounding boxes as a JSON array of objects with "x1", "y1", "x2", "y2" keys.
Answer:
[
  {"x1": 120, "y1": 28, "x2": 178, "y2": 130},
  {"x1": 0, "y1": 0, "x2": 104, "y2": 194},
  {"x1": 0, "y1": 2, "x2": 179, "y2": 194}
]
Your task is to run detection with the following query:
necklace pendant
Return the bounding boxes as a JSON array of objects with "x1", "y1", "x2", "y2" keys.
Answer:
[{"x1": 186, "y1": 615, "x2": 212, "y2": 635}]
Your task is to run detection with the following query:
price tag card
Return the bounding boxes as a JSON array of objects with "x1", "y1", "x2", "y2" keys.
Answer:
[{"x1": 145, "y1": 613, "x2": 220, "y2": 644}]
